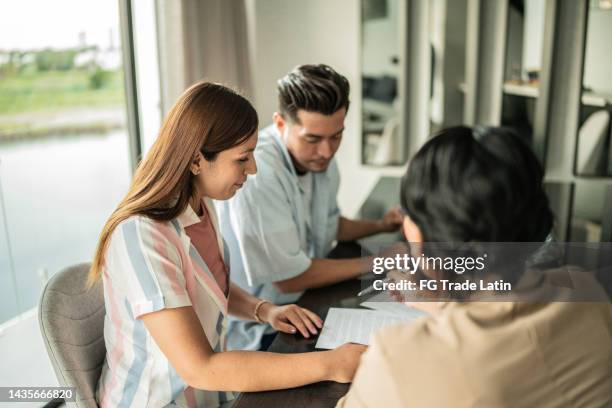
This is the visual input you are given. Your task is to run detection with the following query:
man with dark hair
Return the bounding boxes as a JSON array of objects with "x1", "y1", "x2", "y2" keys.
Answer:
[{"x1": 216, "y1": 64, "x2": 403, "y2": 350}]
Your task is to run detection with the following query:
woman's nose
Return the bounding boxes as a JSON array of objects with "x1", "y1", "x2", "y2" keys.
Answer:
[{"x1": 246, "y1": 157, "x2": 257, "y2": 175}]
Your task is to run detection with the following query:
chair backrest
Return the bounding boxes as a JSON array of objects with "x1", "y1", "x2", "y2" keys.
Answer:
[{"x1": 39, "y1": 263, "x2": 106, "y2": 408}]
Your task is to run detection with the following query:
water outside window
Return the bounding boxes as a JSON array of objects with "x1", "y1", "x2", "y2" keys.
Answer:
[{"x1": 0, "y1": 0, "x2": 132, "y2": 387}]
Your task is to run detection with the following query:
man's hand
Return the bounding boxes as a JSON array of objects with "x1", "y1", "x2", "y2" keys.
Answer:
[
  {"x1": 378, "y1": 206, "x2": 404, "y2": 232},
  {"x1": 386, "y1": 269, "x2": 445, "y2": 316},
  {"x1": 327, "y1": 343, "x2": 368, "y2": 383},
  {"x1": 260, "y1": 303, "x2": 323, "y2": 338}
]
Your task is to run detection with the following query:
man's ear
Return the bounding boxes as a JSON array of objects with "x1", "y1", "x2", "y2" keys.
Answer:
[
  {"x1": 273, "y1": 112, "x2": 286, "y2": 135},
  {"x1": 190, "y1": 152, "x2": 202, "y2": 175}
]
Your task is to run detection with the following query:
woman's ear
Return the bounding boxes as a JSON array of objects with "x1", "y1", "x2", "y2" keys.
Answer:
[
  {"x1": 403, "y1": 215, "x2": 423, "y2": 244},
  {"x1": 190, "y1": 152, "x2": 202, "y2": 175}
]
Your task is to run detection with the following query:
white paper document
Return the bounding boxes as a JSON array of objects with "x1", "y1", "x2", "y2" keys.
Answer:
[
  {"x1": 315, "y1": 307, "x2": 420, "y2": 349},
  {"x1": 360, "y1": 292, "x2": 428, "y2": 320}
]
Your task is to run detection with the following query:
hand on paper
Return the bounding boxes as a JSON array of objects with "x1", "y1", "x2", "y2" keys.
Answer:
[
  {"x1": 261, "y1": 303, "x2": 323, "y2": 338},
  {"x1": 386, "y1": 269, "x2": 444, "y2": 316}
]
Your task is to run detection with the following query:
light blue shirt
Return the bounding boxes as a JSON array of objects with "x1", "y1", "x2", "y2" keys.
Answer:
[{"x1": 215, "y1": 125, "x2": 341, "y2": 350}]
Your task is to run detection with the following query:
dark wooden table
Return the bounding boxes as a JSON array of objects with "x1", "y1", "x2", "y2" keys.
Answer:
[
  {"x1": 232, "y1": 278, "x2": 363, "y2": 408},
  {"x1": 233, "y1": 177, "x2": 403, "y2": 407}
]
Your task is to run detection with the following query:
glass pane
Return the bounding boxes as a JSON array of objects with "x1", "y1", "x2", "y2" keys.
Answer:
[
  {"x1": 570, "y1": 180, "x2": 607, "y2": 242},
  {"x1": 575, "y1": 4, "x2": 612, "y2": 177},
  {"x1": 431, "y1": 0, "x2": 467, "y2": 130},
  {"x1": 501, "y1": 0, "x2": 547, "y2": 155},
  {"x1": 543, "y1": 181, "x2": 574, "y2": 242},
  {"x1": 0, "y1": 175, "x2": 20, "y2": 323},
  {"x1": 0, "y1": 0, "x2": 131, "y2": 323},
  {"x1": 361, "y1": 0, "x2": 403, "y2": 165}
]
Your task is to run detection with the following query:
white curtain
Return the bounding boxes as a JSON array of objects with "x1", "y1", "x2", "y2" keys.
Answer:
[{"x1": 156, "y1": 0, "x2": 254, "y2": 114}]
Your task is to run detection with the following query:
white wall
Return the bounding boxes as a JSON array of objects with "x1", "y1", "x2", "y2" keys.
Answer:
[
  {"x1": 249, "y1": 0, "x2": 405, "y2": 217},
  {"x1": 583, "y1": 8, "x2": 612, "y2": 95}
]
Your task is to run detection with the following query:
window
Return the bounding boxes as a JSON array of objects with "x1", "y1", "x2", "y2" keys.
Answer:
[{"x1": 0, "y1": 0, "x2": 142, "y2": 391}]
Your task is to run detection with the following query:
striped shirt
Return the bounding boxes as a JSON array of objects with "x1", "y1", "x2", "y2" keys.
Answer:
[{"x1": 96, "y1": 198, "x2": 234, "y2": 407}]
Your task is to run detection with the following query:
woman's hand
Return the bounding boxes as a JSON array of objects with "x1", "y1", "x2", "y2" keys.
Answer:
[
  {"x1": 327, "y1": 343, "x2": 368, "y2": 383},
  {"x1": 259, "y1": 303, "x2": 323, "y2": 338}
]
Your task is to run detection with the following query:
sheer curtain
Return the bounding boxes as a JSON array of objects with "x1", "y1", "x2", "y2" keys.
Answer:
[{"x1": 156, "y1": 0, "x2": 254, "y2": 114}]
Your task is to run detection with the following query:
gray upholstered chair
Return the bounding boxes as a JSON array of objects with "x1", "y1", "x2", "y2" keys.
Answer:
[{"x1": 39, "y1": 263, "x2": 106, "y2": 408}]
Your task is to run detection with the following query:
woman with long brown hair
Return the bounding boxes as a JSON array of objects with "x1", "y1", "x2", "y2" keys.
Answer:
[{"x1": 91, "y1": 82, "x2": 365, "y2": 407}]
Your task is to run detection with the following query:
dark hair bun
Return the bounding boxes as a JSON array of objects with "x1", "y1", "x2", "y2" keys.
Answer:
[{"x1": 400, "y1": 126, "x2": 553, "y2": 242}]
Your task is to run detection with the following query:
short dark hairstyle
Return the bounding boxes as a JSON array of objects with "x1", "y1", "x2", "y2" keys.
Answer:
[
  {"x1": 401, "y1": 126, "x2": 553, "y2": 243},
  {"x1": 277, "y1": 64, "x2": 350, "y2": 123}
]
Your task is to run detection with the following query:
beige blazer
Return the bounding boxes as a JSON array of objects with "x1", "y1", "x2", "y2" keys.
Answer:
[{"x1": 337, "y1": 271, "x2": 612, "y2": 408}]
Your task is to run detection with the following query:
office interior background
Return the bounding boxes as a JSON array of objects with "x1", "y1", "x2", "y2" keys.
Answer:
[{"x1": 0, "y1": 0, "x2": 611, "y2": 404}]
